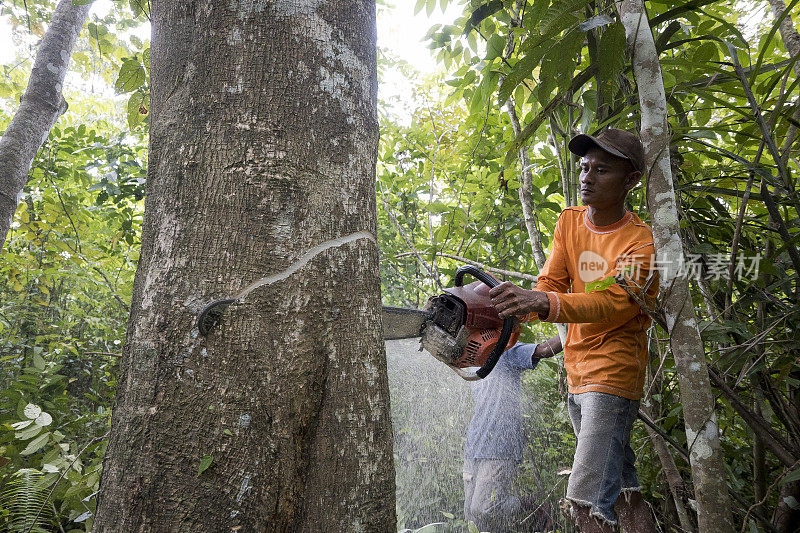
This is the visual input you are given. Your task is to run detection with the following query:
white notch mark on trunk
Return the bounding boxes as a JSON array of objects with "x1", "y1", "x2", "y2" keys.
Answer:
[
  {"x1": 235, "y1": 230, "x2": 375, "y2": 301},
  {"x1": 196, "y1": 231, "x2": 375, "y2": 335}
]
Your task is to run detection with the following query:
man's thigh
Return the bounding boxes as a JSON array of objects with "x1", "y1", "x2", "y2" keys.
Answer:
[
  {"x1": 469, "y1": 459, "x2": 520, "y2": 525},
  {"x1": 566, "y1": 392, "x2": 639, "y2": 524},
  {"x1": 463, "y1": 459, "x2": 476, "y2": 522}
]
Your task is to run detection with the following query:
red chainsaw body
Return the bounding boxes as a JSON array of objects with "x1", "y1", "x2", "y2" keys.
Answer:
[{"x1": 427, "y1": 281, "x2": 520, "y2": 368}]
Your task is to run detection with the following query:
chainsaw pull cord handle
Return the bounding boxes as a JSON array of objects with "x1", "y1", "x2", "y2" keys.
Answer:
[{"x1": 454, "y1": 265, "x2": 515, "y2": 379}]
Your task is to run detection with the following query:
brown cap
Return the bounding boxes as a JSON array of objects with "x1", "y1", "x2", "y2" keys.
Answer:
[{"x1": 568, "y1": 128, "x2": 645, "y2": 173}]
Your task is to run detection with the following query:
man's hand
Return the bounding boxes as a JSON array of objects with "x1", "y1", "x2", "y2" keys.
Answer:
[
  {"x1": 534, "y1": 334, "x2": 563, "y2": 359},
  {"x1": 488, "y1": 281, "x2": 550, "y2": 319}
]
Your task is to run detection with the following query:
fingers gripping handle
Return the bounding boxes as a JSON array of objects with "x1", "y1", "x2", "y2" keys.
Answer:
[{"x1": 454, "y1": 265, "x2": 514, "y2": 379}]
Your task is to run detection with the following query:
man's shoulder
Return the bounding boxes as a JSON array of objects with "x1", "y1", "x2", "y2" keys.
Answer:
[
  {"x1": 560, "y1": 206, "x2": 589, "y2": 217},
  {"x1": 557, "y1": 206, "x2": 588, "y2": 226},
  {"x1": 627, "y1": 212, "x2": 655, "y2": 242}
]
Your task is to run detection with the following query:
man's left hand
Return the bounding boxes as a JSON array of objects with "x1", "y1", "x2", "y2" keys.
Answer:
[{"x1": 488, "y1": 281, "x2": 550, "y2": 319}]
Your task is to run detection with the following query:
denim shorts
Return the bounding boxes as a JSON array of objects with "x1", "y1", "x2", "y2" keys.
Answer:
[{"x1": 565, "y1": 391, "x2": 641, "y2": 525}]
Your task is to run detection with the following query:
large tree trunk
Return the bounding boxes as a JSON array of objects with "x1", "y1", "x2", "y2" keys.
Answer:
[
  {"x1": 94, "y1": 1, "x2": 396, "y2": 531},
  {"x1": 0, "y1": 0, "x2": 91, "y2": 249},
  {"x1": 615, "y1": 2, "x2": 734, "y2": 532}
]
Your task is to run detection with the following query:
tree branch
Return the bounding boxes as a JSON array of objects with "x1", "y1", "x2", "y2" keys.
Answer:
[{"x1": 707, "y1": 365, "x2": 799, "y2": 467}]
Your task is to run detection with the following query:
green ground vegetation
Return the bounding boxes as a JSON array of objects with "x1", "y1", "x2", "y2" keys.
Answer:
[{"x1": 1, "y1": 0, "x2": 799, "y2": 531}]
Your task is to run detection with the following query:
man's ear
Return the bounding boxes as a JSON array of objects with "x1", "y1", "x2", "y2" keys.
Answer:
[{"x1": 625, "y1": 171, "x2": 642, "y2": 192}]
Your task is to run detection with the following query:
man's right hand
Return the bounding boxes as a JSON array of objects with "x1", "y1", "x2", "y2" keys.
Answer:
[{"x1": 489, "y1": 281, "x2": 550, "y2": 320}]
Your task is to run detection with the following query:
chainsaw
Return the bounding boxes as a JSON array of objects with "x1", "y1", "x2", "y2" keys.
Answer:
[
  {"x1": 197, "y1": 265, "x2": 518, "y2": 380},
  {"x1": 382, "y1": 265, "x2": 520, "y2": 381}
]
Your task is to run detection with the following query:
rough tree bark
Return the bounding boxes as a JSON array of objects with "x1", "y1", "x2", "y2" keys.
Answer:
[
  {"x1": 94, "y1": 1, "x2": 396, "y2": 531},
  {"x1": 615, "y1": 1, "x2": 735, "y2": 532},
  {"x1": 0, "y1": 0, "x2": 91, "y2": 249},
  {"x1": 767, "y1": 0, "x2": 800, "y2": 166}
]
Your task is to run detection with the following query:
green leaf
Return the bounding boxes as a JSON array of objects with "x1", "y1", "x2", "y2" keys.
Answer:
[
  {"x1": 486, "y1": 33, "x2": 505, "y2": 61},
  {"x1": 469, "y1": 70, "x2": 499, "y2": 115},
  {"x1": 35, "y1": 412, "x2": 53, "y2": 427},
  {"x1": 127, "y1": 92, "x2": 150, "y2": 129},
  {"x1": 415, "y1": 524, "x2": 444, "y2": 533},
  {"x1": 597, "y1": 22, "x2": 626, "y2": 97},
  {"x1": 20, "y1": 432, "x2": 50, "y2": 456},
  {"x1": 129, "y1": 0, "x2": 151, "y2": 18},
  {"x1": 464, "y1": 0, "x2": 504, "y2": 34},
  {"x1": 198, "y1": 454, "x2": 213, "y2": 476},
  {"x1": 693, "y1": 42, "x2": 717, "y2": 64},
  {"x1": 115, "y1": 59, "x2": 146, "y2": 94},
  {"x1": 441, "y1": 511, "x2": 455, "y2": 519},
  {"x1": 540, "y1": 201, "x2": 562, "y2": 213},
  {"x1": 15, "y1": 424, "x2": 43, "y2": 441},
  {"x1": 498, "y1": 46, "x2": 546, "y2": 104},
  {"x1": 523, "y1": 0, "x2": 551, "y2": 30},
  {"x1": 540, "y1": 0, "x2": 590, "y2": 36},
  {"x1": 782, "y1": 467, "x2": 800, "y2": 485},
  {"x1": 585, "y1": 276, "x2": 616, "y2": 293},
  {"x1": 24, "y1": 403, "x2": 42, "y2": 420}
]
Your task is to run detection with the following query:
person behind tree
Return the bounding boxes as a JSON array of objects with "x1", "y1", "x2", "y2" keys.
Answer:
[
  {"x1": 463, "y1": 336, "x2": 562, "y2": 532},
  {"x1": 488, "y1": 128, "x2": 659, "y2": 533}
]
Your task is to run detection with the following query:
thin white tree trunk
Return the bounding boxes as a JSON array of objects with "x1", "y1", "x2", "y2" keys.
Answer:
[
  {"x1": 767, "y1": 0, "x2": 800, "y2": 166},
  {"x1": 769, "y1": 0, "x2": 800, "y2": 60},
  {"x1": 0, "y1": 0, "x2": 91, "y2": 248},
  {"x1": 615, "y1": 1, "x2": 734, "y2": 531},
  {"x1": 506, "y1": 99, "x2": 547, "y2": 269}
]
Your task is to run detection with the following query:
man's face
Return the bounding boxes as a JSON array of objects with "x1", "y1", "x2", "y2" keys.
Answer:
[{"x1": 578, "y1": 147, "x2": 641, "y2": 210}]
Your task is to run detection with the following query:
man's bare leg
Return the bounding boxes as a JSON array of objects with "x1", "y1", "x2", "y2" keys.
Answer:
[
  {"x1": 615, "y1": 491, "x2": 657, "y2": 533},
  {"x1": 561, "y1": 500, "x2": 615, "y2": 533}
]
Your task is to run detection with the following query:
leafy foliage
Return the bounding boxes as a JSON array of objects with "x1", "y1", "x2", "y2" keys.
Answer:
[
  {"x1": 0, "y1": 3, "x2": 147, "y2": 529},
  {"x1": 0, "y1": 0, "x2": 799, "y2": 530},
  {"x1": 0, "y1": 468, "x2": 53, "y2": 533}
]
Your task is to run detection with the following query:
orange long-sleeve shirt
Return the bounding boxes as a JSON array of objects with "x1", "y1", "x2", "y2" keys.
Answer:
[{"x1": 530, "y1": 206, "x2": 659, "y2": 400}]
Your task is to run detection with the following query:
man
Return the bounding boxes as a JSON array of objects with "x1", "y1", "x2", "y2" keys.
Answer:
[
  {"x1": 463, "y1": 336, "x2": 562, "y2": 532},
  {"x1": 488, "y1": 129, "x2": 659, "y2": 533}
]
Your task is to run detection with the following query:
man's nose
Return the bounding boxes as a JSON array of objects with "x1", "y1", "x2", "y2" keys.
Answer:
[{"x1": 580, "y1": 168, "x2": 593, "y2": 183}]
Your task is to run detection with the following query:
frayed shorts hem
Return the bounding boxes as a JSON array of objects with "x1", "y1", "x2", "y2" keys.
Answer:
[
  {"x1": 620, "y1": 486, "x2": 643, "y2": 498},
  {"x1": 562, "y1": 497, "x2": 618, "y2": 527}
]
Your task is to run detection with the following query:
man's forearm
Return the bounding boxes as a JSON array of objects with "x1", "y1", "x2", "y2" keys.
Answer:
[{"x1": 534, "y1": 334, "x2": 563, "y2": 359}]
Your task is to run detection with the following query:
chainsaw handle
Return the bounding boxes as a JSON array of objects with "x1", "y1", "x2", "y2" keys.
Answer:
[
  {"x1": 453, "y1": 265, "x2": 514, "y2": 379},
  {"x1": 454, "y1": 264, "x2": 499, "y2": 289}
]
